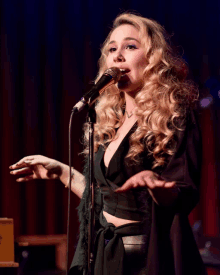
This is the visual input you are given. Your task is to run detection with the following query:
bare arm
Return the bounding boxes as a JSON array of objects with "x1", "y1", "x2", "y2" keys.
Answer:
[
  {"x1": 9, "y1": 155, "x2": 86, "y2": 199},
  {"x1": 58, "y1": 162, "x2": 86, "y2": 198}
]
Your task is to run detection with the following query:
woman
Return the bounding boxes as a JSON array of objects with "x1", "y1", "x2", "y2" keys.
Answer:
[{"x1": 10, "y1": 13, "x2": 206, "y2": 275}]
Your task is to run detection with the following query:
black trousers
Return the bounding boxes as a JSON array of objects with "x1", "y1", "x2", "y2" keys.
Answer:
[{"x1": 122, "y1": 235, "x2": 147, "y2": 275}]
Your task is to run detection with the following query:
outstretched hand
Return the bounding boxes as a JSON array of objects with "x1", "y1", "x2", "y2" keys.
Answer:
[
  {"x1": 115, "y1": 170, "x2": 175, "y2": 192},
  {"x1": 115, "y1": 170, "x2": 177, "y2": 206},
  {"x1": 9, "y1": 155, "x2": 64, "y2": 182}
]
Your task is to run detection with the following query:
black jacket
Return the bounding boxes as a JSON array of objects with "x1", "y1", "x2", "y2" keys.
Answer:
[{"x1": 69, "y1": 110, "x2": 207, "y2": 275}]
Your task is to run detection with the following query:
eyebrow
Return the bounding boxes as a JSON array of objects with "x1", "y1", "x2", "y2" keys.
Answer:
[{"x1": 108, "y1": 37, "x2": 140, "y2": 45}]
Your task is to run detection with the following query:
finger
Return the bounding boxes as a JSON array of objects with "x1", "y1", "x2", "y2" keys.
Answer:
[
  {"x1": 164, "y1": 181, "x2": 176, "y2": 188},
  {"x1": 11, "y1": 155, "x2": 47, "y2": 167},
  {"x1": 115, "y1": 179, "x2": 136, "y2": 193},
  {"x1": 16, "y1": 175, "x2": 34, "y2": 182},
  {"x1": 143, "y1": 175, "x2": 159, "y2": 189},
  {"x1": 142, "y1": 176, "x2": 154, "y2": 189},
  {"x1": 9, "y1": 156, "x2": 35, "y2": 169},
  {"x1": 153, "y1": 180, "x2": 166, "y2": 188},
  {"x1": 10, "y1": 167, "x2": 32, "y2": 175},
  {"x1": 20, "y1": 158, "x2": 49, "y2": 167},
  {"x1": 145, "y1": 175, "x2": 166, "y2": 189},
  {"x1": 136, "y1": 177, "x2": 146, "y2": 187},
  {"x1": 9, "y1": 162, "x2": 28, "y2": 169}
]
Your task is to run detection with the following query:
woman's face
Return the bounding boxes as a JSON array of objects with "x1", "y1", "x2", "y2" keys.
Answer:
[{"x1": 106, "y1": 24, "x2": 148, "y2": 96}]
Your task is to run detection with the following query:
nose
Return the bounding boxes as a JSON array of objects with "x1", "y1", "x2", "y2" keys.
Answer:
[{"x1": 113, "y1": 50, "x2": 125, "y2": 62}]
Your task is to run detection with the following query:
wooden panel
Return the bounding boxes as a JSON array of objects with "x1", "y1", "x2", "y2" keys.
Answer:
[
  {"x1": 0, "y1": 262, "x2": 19, "y2": 267},
  {"x1": 16, "y1": 234, "x2": 67, "y2": 270},
  {"x1": 0, "y1": 218, "x2": 14, "y2": 262}
]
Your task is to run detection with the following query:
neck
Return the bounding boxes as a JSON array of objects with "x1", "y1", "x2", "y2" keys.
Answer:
[{"x1": 124, "y1": 92, "x2": 137, "y2": 114}]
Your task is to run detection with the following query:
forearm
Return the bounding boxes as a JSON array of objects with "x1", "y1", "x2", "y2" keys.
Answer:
[{"x1": 59, "y1": 163, "x2": 86, "y2": 199}]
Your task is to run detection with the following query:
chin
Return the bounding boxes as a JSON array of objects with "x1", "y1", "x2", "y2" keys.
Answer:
[
  {"x1": 117, "y1": 82, "x2": 129, "y2": 91},
  {"x1": 117, "y1": 83, "x2": 142, "y2": 96},
  {"x1": 117, "y1": 77, "x2": 142, "y2": 92}
]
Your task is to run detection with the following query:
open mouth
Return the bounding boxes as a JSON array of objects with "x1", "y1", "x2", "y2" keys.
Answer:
[
  {"x1": 119, "y1": 68, "x2": 130, "y2": 76},
  {"x1": 118, "y1": 69, "x2": 130, "y2": 86}
]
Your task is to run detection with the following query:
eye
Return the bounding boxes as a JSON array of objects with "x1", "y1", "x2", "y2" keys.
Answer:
[
  {"x1": 108, "y1": 47, "x2": 117, "y2": 53},
  {"x1": 125, "y1": 44, "x2": 137, "y2": 50}
]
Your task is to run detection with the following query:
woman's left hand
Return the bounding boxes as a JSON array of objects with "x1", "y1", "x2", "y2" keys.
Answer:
[
  {"x1": 115, "y1": 170, "x2": 177, "y2": 206},
  {"x1": 115, "y1": 170, "x2": 175, "y2": 192}
]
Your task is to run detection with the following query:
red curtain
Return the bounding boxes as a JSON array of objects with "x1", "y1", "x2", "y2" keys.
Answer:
[{"x1": 1, "y1": 0, "x2": 220, "y2": 270}]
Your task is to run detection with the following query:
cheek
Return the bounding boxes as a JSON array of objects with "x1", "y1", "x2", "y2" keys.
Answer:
[
  {"x1": 132, "y1": 54, "x2": 147, "y2": 74},
  {"x1": 133, "y1": 62, "x2": 147, "y2": 78},
  {"x1": 105, "y1": 58, "x2": 110, "y2": 67},
  {"x1": 138, "y1": 57, "x2": 148, "y2": 69},
  {"x1": 106, "y1": 52, "x2": 114, "y2": 63},
  {"x1": 105, "y1": 55, "x2": 111, "y2": 67}
]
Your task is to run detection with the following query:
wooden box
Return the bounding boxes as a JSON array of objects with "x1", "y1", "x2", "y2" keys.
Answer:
[
  {"x1": 0, "y1": 218, "x2": 19, "y2": 268},
  {"x1": 0, "y1": 218, "x2": 14, "y2": 262}
]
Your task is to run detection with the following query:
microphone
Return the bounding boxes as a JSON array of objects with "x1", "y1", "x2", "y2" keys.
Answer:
[{"x1": 72, "y1": 67, "x2": 122, "y2": 113}]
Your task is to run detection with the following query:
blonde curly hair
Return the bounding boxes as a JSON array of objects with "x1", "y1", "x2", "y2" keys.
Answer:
[{"x1": 84, "y1": 12, "x2": 198, "y2": 168}]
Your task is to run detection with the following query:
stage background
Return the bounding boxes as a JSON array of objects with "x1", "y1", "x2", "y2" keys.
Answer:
[{"x1": 0, "y1": 0, "x2": 220, "y2": 271}]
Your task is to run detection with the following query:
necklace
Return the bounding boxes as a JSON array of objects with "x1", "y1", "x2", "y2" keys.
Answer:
[{"x1": 125, "y1": 107, "x2": 135, "y2": 118}]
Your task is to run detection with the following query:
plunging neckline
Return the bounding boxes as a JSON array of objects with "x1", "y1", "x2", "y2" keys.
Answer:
[{"x1": 103, "y1": 120, "x2": 137, "y2": 173}]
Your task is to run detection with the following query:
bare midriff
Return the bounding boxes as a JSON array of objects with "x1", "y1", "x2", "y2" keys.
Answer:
[{"x1": 103, "y1": 210, "x2": 140, "y2": 227}]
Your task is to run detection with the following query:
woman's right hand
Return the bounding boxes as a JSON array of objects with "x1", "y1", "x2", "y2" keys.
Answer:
[{"x1": 9, "y1": 155, "x2": 65, "y2": 182}]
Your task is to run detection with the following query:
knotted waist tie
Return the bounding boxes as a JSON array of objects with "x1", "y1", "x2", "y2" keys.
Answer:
[{"x1": 93, "y1": 211, "x2": 146, "y2": 275}]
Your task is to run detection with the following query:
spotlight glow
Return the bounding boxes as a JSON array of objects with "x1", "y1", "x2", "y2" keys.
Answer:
[{"x1": 200, "y1": 96, "x2": 213, "y2": 108}]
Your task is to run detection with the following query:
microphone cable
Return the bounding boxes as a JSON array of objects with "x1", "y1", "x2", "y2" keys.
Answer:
[{"x1": 66, "y1": 108, "x2": 75, "y2": 275}]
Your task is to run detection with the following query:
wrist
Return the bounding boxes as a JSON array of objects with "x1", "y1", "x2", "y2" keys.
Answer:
[
  {"x1": 59, "y1": 163, "x2": 70, "y2": 184},
  {"x1": 64, "y1": 167, "x2": 75, "y2": 188}
]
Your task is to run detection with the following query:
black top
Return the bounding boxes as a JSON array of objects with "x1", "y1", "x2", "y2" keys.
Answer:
[{"x1": 94, "y1": 123, "x2": 152, "y2": 221}]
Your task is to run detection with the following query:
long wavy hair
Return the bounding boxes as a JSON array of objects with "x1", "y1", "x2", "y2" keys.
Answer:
[{"x1": 83, "y1": 13, "x2": 198, "y2": 168}]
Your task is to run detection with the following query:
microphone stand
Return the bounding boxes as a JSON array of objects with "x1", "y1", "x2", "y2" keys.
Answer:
[
  {"x1": 69, "y1": 68, "x2": 121, "y2": 275},
  {"x1": 87, "y1": 106, "x2": 96, "y2": 275}
]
